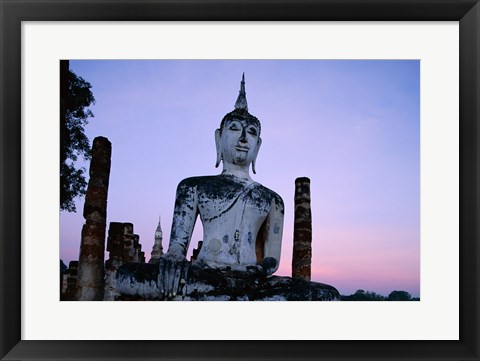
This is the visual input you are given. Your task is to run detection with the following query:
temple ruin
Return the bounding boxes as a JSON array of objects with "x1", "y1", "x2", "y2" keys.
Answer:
[{"x1": 62, "y1": 76, "x2": 339, "y2": 301}]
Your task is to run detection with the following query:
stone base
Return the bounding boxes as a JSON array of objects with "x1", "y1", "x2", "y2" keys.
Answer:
[{"x1": 116, "y1": 262, "x2": 339, "y2": 301}]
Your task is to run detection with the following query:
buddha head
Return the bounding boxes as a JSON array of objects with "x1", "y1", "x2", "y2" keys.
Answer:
[{"x1": 215, "y1": 74, "x2": 262, "y2": 174}]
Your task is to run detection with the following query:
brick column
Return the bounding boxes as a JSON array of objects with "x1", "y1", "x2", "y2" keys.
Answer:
[
  {"x1": 76, "y1": 137, "x2": 112, "y2": 300},
  {"x1": 104, "y1": 222, "x2": 125, "y2": 300},
  {"x1": 292, "y1": 177, "x2": 312, "y2": 281},
  {"x1": 104, "y1": 222, "x2": 143, "y2": 300}
]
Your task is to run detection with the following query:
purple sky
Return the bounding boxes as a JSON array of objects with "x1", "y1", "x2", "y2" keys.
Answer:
[{"x1": 60, "y1": 60, "x2": 420, "y2": 297}]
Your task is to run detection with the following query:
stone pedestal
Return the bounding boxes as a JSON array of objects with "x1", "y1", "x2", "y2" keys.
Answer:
[{"x1": 115, "y1": 262, "x2": 339, "y2": 301}]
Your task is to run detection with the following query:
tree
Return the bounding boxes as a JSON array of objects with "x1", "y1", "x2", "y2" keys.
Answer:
[
  {"x1": 387, "y1": 290, "x2": 412, "y2": 301},
  {"x1": 60, "y1": 60, "x2": 95, "y2": 212},
  {"x1": 340, "y1": 289, "x2": 386, "y2": 301},
  {"x1": 365, "y1": 290, "x2": 385, "y2": 301}
]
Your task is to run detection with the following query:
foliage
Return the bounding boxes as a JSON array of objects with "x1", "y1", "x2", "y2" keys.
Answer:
[
  {"x1": 341, "y1": 289, "x2": 418, "y2": 301},
  {"x1": 387, "y1": 290, "x2": 412, "y2": 301},
  {"x1": 341, "y1": 289, "x2": 386, "y2": 301},
  {"x1": 60, "y1": 61, "x2": 95, "y2": 212}
]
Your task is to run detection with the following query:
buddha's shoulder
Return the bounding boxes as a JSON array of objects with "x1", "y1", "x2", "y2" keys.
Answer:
[
  {"x1": 177, "y1": 175, "x2": 284, "y2": 206},
  {"x1": 177, "y1": 175, "x2": 230, "y2": 188},
  {"x1": 255, "y1": 183, "x2": 284, "y2": 207}
]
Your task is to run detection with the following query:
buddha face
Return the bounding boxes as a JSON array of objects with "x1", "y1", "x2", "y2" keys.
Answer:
[{"x1": 216, "y1": 118, "x2": 261, "y2": 169}]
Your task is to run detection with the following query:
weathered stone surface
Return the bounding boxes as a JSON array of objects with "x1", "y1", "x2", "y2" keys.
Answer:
[
  {"x1": 76, "y1": 137, "x2": 111, "y2": 301},
  {"x1": 168, "y1": 174, "x2": 284, "y2": 270},
  {"x1": 106, "y1": 222, "x2": 125, "y2": 259},
  {"x1": 61, "y1": 273, "x2": 68, "y2": 297},
  {"x1": 133, "y1": 235, "x2": 141, "y2": 262},
  {"x1": 61, "y1": 261, "x2": 79, "y2": 301},
  {"x1": 292, "y1": 177, "x2": 312, "y2": 281},
  {"x1": 116, "y1": 263, "x2": 159, "y2": 300},
  {"x1": 115, "y1": 262, "x2": 339, "y2": 301},
  {"x1": 104, "y1": 222, "x2": 125, "y2": 301}
]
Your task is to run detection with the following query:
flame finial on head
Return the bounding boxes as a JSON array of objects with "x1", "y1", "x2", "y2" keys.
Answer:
[
  {"x1": 156, "y1": 215, "x2": 162, "y2": 232},
  {"x1": 234, "y1": 73, "x2": 248, "y2": 111}
]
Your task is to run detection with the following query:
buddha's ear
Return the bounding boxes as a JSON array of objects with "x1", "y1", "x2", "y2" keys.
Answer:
[
  {"x1": 214, "y1": 129, "x2": 222, "y2": 168},
  {"x1": 252, "y1": 137, "x2": 262, "y2": 174}
]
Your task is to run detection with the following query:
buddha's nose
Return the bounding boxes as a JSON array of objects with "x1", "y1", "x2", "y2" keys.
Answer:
[{"x1": 239, "y1": 128, "x2": 247, "y2": 143}]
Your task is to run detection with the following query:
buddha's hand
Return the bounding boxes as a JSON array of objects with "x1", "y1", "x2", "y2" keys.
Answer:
[
  {"x1": 246, "y1": 257, "x2": 278, "y2": 277},
  {"x1": 158, "y1": 252, "x2": 189, "y2": 300}
]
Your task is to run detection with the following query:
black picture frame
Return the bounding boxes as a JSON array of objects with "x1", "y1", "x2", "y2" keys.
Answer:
[{"x1": 1, "y1": 1, "x2": 479, "y2": 360}]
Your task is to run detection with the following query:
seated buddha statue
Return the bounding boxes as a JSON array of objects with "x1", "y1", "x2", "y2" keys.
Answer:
[{"x1": 158, "y1": 74, "x2": 285, "y2": 298}]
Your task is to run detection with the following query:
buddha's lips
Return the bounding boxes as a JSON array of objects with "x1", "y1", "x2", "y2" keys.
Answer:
[{"x1": 235, "y1": 145, "x2": 249, "y2": 151}]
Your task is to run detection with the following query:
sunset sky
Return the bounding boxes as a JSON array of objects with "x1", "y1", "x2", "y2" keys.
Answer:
[{"x1": 60, "y1": 59, "x2": 420, "y2": 297}]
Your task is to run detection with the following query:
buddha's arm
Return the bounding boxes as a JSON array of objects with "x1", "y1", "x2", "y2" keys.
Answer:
[
  {"x1": 261, "y1": 195, "x2": 285, "y2": 274},
  {"x1": 167, "y1": 179, "x2": 199, "y2": 258}
]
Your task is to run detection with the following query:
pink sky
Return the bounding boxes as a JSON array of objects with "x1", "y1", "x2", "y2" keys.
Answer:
[{"x1": 60, "y1": 60, "x2": 420, "y2": 297}]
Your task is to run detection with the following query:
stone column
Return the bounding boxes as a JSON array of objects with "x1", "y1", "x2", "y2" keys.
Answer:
[
  {"x1": 292, "y1": 177, "x2": 312, "y2": 281},
  {"x1": 63, "y1": 261, "x2": 79, "y2": 301},
  {"x1": 104, "y1": 222, "x2": 125, "y2": 300},
  {"x1": 133, "y1": 235, "x2": 141, "y2": 262},
  {"x1": 76, "y1": 136, "x2": 112, "y2": 300},
  {"x1": 122, "y1": 223, "x2": 134, "y2": 262},
  {"x1": 104, "y1": 222, "x2": 144, "y2": 300}
]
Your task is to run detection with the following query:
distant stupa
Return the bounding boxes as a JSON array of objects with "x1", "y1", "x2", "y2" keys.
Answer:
[{"x1": 149, "y1": 216, "x2": 163, "y2": 263}]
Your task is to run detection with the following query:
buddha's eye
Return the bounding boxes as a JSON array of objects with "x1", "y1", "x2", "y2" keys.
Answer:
[
  {"x1": 229, "y1": 123, "x2": 240, "y2": 130},
  {"x1": 247, "y1": 127, "x2": 258, "y2": 136}
]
